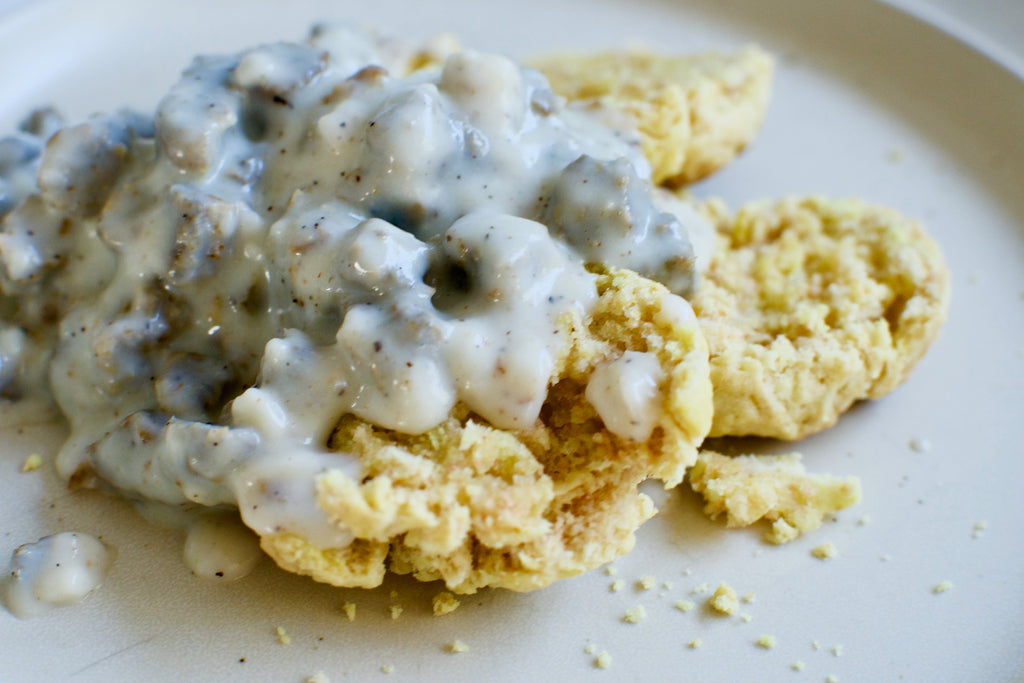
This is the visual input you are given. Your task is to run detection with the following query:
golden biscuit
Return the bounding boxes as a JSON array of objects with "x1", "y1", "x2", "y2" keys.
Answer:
[
  {"x1": 260, "y1": 267, "x2": 713, "y2": 593},
  {"x1": 691, "y1": 196, "x2": 950, "y2": 439},
  {"x1": 689, "y1": 450, "x2": 861, "y2": 543},
  {"x1": 530, "y1": 47, "x2": 774, "y2": 185}
]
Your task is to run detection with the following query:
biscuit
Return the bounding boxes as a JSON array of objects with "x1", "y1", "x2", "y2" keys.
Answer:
[
  {"x1": 530, "y1": 47, "x2": 774, "y2": 186},
  {"x1": 689, "y1": 450, "x2": 861, "y2": 544},
  {"x1": 691, "y1": 196, "x2": 950, "y2": 439},
  {"x1": 260, "y1": 267, "x2": 713, "y2": 593}
]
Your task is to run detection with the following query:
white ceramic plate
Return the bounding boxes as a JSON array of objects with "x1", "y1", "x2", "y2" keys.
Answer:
[{"x1": 2, "y1": 0, "x2": 1023, "y2": 681}]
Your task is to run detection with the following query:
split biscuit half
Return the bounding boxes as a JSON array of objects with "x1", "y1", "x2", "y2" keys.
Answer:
[
  {"x1": 260, "y1": 267, "x2": 713, "y2": 594},
  {"x1": 531, "y1": 46, "x2": 774, "y2": 186},
  {"x1": 691, "y1": 196, "x2": 950, "y2": 440}
]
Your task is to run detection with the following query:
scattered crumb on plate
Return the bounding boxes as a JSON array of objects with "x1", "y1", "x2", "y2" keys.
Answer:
[
  {"x1": 447, "y1": 640, "x2": 469, "y2": 654},
  {"x1": 709, "y1": 583, "x2": 739, "y2": 615},
  {"x1": 20, "y1": 454, "x2": 42, "y2": 473},
  {"x1": 595, "y1": 651, "x2": 612, "y2": 669},
  {"x1": 757, "y1": 634, "x2": 777, "y2": 649},
  {"x1": 933, "y1": 580, "x2": 953, "y2": 594},
  {"x1": 432, "y1": 592, "x2": 460, "y2": 616},
  {"x1": 623, "y1": 605, "x2": 647, "y2": 624},
  {"x1": 908, "y1": 437, "x2": 932, "y2": 453},
  {"x1": 811, "y1": 542, "x2": 837, "y2": 560},
  {"x1": 675, "y1": 599, "x2": 695, "y2": 613}
]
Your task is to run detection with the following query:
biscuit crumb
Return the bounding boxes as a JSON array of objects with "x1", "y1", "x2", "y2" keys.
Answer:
[
  {"x1": 740, "y1": 613, "x2": 753, "y2": 623},
  {"x1": 933, "y1": 580, "x2": 953, "y2": 594},
  {"x1": 792, "y1": 661, "x2": 805, "y2": 672},
  {"x1": 389, "y1": 590, "x2": 398, "y2": 599},
  {"x1": 380, "y1": 664, "x2": 394, "y2": 674},
  {"x1": 682, "y1": 568, "x2": 693, "y2": 576},
  {"x1": 306, "y1": 673, "x2": 330, "y2": 683},
  {"x1": 447, "y1": 640, "x2": 469, "y2": 654},
  {"x1": 637, "y1": 575, "x2": 656, "y2": 591},
  {"x1": 584, "y1": 644, "x2": 596, "y2": 654},
  {"x1": 709, "y1": 583, "x2": 739, "y2": 615},
  {"x1": 610, "y1": 579, "x2": 625, "y2": 593},
  {"x1": 388, "y1": 604, "x2": 404, "y2": 620},
  {"x1": 811, "y1": 542, "x2": 837, "y2": 560},
  {"x1": 623, "y1": 605, "x2": 647, "y2": 624},
  {"x1": 20, "y1": 454, "x2": 42, "y2": 473},
  {"x1": 832, "y1": 644, "x2": 843, "y2": 657},
  {"x1": 826, "y1": 676, "x2": 839, "y2": 683},
  {"x1": 880, "y1": 554, "x2": 891, "y2": 562},
  {"x1": 432, "y1": 592, "x2": 460, "y2": 616},
  {"x1": 742, "y1": 591, "x2": 756, "y2": 603},
  {"x1": 662, "y1": 580, "x2": 674, "y2": 590},
  {"x1": 275, "y1": 626, "x2": 291, "y2": 645},
  {"x1": 341, "y1": 602, "x2": 357, "y2": 621},
  {"x1": 691, "y1": 582, "x2": 709, "y2": 595},
  {"x1": 690, "y1": 452, "x2": 861, "y2": 544},
  {"x1": 972, "y1": 521, "x2": 988, "y2": 539},
  {"x1": 675, "y1": 599, "x2": 695, "y2": 613},
  {"x1": 757, "y1": 634, "x2": 776, "y2": 649},
  {"x1": 812, "y1": 641, "x2": 821, "y2": 650},
  {"x1": 688, "y1": 638, "x2": 702, "y2": 649},
  {"x1": 595, "y1": 651, "x2": 613, "y2": 669},
  {"x1": 857, "y1": 515, "x2": 870, "y2": 526},
  {"x1": 908, "y1": 437, "x2": 932, "y2": 453},
  {"x1": 605, "y1": 566, "x2": 618, "y2": 577}
]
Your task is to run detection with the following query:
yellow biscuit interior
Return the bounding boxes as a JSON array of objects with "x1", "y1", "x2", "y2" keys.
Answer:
[
  {"x1": 260, "y1": 267, "x2": 712, "y2": 593},
  {"x1": 690, "y1": 450, "x2": 861, "y2": 544},
  {"x1": 531, "y1": 47, "x2": 774, "y2": 185},
  {"x1": 692, "y1": 196, "x2": 951, "y2": 440}
]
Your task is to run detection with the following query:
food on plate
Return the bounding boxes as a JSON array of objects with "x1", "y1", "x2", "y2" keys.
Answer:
[
  {"x1": 691, "y1": 196, "x2": 951, "y2": 440},
  {"x1": 0, "y1": 25, "x2": 717, "y2": 594},
  {"x1": 530, "y1": 47, "x2": 774, "y2": 185},
  {"x1": 0, "y1": 17, "x2": 953, "y2": 603},
  {"x1": 688, "y1": 450, "x2": 861, "y2": 543},
  {"x1": 261, "y1": 267, "x2": 711, "y2": 593}
]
